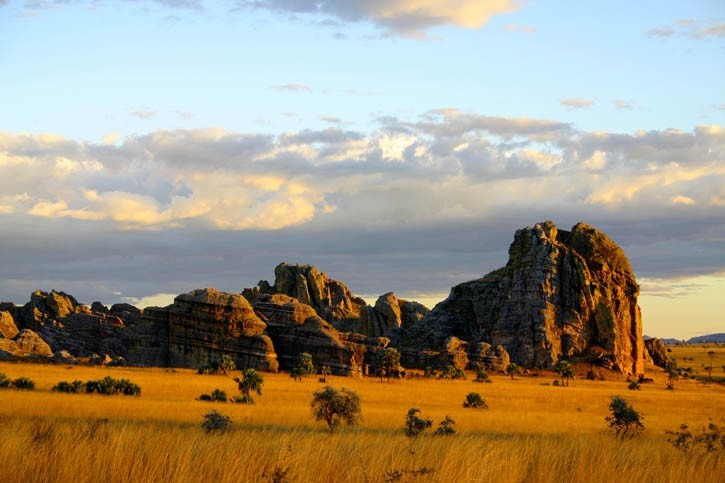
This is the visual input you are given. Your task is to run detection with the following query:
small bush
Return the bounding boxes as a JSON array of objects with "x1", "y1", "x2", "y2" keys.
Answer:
[
  {"x1": 0, "y1": 372, "x2": 10, "y2": 388},
  {"x1": 605, "y1": 396, "x2": 644, "y2": 438},
  {"x1": 552, "y1": 379, "x2": 560, "y2": 386},
  {"x1": 424, "y1": 366, "x2": 436, "y2": 379},
  {"x1": 404, "y1": 408, "x2": 432, "y2": 438},
  {"x1": 434, "y1": 415, "x2": 456, "y2": 436},
  {"x1": 235, "y1": 368, "x2": 264, "y2": 404},
  {"x1": 84, "y1": 376, "x2": 140, "y2": 396},
  {"x1": 201, "y1": 410, "x2": 232, "y2": 433},
  {"x1": 232, "y1": 395, "x2": 254, "y2": 404},
  {"x1": 200, "y1": 389, "x2": 227, "y2": 402},
  {"x1": 463, "y1": 392, "x2": 488, "y2": 409},
  {"x1": 473, "y1": 369, "x2": 490, "y2": 383},
  {"x1": 53, "y1": 380, "x2": 85, "y2": 393},
  {"x1": 11, "y1": 377, "x2": 35, "y2": 390},
  {"x1": 628, "y1": 381, "x2": 641, "y2": 391},
  {"x1": 667, "y1": 422, "x2": 725, "y2": 453},
  {"x1": 438, "y1": 365, "x2": 465, "y2": 380},
  {"x1": 199, "y1": 394, "x2": 213, "y2": 401}
]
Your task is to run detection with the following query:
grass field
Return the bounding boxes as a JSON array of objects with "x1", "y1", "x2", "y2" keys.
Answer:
[
  {"x1": 667, "y1": 343, "x2": 725, "y2": 382},
  {"x1": 0, "y1": 360, "x2": 723, "y2": 482}
]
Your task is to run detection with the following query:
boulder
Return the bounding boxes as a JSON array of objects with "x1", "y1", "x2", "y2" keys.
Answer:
[
  {"x1": 52, "y1": 350, "x2": 78, "y2": 365},
  {"x1": 402, "y1": 221, "x2": 645, "y2": 375},
  {"x1": 644, "y1": 338, "x2": 669, "y2": 368},
  {"x1": 0, "y1": 311, "x2": 19, "y2": 339},
  {"x1": 14, "y1": 329, "x2": 53, "y2": 357},
  {"x1": 469, "y1": 342, "x2": 510, "y2": 372},
  {"x1": 18, "y1": 290, "x2": 78, "y2": 329}
]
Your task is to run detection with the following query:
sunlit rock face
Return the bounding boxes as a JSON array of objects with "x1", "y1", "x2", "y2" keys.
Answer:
[
  {"x1": 243, "y1": 262, "x2": 367, "y2": 330},
  {"x1": 402, "y1": 221, "x2": 645, "y2": 376}
]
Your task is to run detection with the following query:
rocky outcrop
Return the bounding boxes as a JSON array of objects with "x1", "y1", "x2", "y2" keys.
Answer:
[
  {"x1": 251, "y1": 293, "x2": 377, "y2": 375},
  {"x1": 244, "y1": 263, "x2": 367, "y2": 328},
  {"x1": 14, "y1": 329, "x2": 53, "y2": 357},
  {"x1": 358, "y1": 292, "x2": 429, "y2": 338},
  {"x1": 0, "y1": 311, "x2": 19, "y2": 339},
  {"x1": 16, "y1": 290, "x2": 78, "y2": 330},
  {"x1": 644, "y1": 338, "x2": 669, "y2": 368},
  {"x1": 402, "y1": 221, "x2": 645, "y2": 375},
  {"x1": 468, "y1": 342, "x2": 511, "y2": 372},
  {"x1": 163, "y1": 288, "x2": 278, "y2": 371}
]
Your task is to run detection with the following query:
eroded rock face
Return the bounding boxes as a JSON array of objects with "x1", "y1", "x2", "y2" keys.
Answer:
[
  {"x1": 644, "y1": 338, "x2": 670, "y2": 368},
  {"x1": 14, "y1": 329, "x2": 53, "y2": 357},
  {"x1": 0, "y1": 311, "x2": 19, "y2": 339},
  {"x1": 164, "y1": 288, "x2": 278, "y2": 371},
  {"x1": 358, "y1": 293, "x2": 429, "y2": 338},
  {"x1": 16, "y1": 290, "x2": 78, "y2": 330},
  {"x1": 244, "y1": 263, "x2": 367, "y2": 328},
  {"x1": 403, "y1": 221, "x2": 645, "y2": 375},
  {"x1": 252, "y1": 293, "x2": 375, "y2": 375}
]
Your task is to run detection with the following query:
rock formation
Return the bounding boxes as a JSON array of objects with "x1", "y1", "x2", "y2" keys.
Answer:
[
  {"x1": 644, "y1": 337, "x2": 670, "y2": 368},
  {"x1": 358, "y1": 292, "x2": 429, "y2": 339},
  {"x1": 402, "y1": 221, "x2": 645, "y2": 375},
  {"x1": 0, "y1": 311, "x2": 19, "y2": 339},
  {"x1": 243, "y1": 263, "x2": 366, "y2": 329}
]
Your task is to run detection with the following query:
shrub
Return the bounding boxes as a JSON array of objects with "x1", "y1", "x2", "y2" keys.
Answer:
[
  {"x1": 473, "y1": 368, "x2": 489, "y2": 383},
  {"x1": 218, "y1": 354, "x2": 236, "y2": 374},
  {"x1": 53, "y1": 380, "x2": 85, "y2": 393},
  {"x1": 628, "y1": 381, "x2": 641, "y2": 391},
  {"x1": 667, "y1": 422, "x2": 725, "y2": 453},
  {"x1": 84, "y1": 376, "x2": 140, "y2": 396},
  {"x1": 434, "y1": 415, "x2": 456, "y2": 435},
  {"x1": 666, "y1": 360, "x2": 679, "y2": 390},
  {"x1": 439, "y1": 365, "x2": 465, "y2": 380},
  {"x1": 11, "y1": 377, "x2": 35, "y2": 390},
  {"x1": 235, "y1": 368, "x2": 264, "y2": 404},
  {"x1": 463, "y1": 392, "x2": 488, "y2": 409},
  {"x1": 424, "y1": 366, "x2": 436, "y2": 379},
  {"x1": 201, "y1": 410, "x2": 232, "y2": 433},
  {"x1": 552, "y1": 379, "x2": 560, "y2": 386},
  {"x1": 311, "y1": 386, "x2": 362, "y2": 433},
  {"x1": 605, "y1": 396, "x2": 644, "y2": 438},
  {"x1": 200, "y1": 389, "x2": 227, "y2": 402},
  {"x1": 404, "y1": 408, "x2": 432, "y2": 438},
  {"x1": 0, "y1": 372, "x2": 10, "y2": 388}
]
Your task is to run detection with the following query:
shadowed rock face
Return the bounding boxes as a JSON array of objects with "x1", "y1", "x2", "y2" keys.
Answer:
[
  {"x1": 402, "y1": 221, "x2": 645, "y2": 375},
  {"x1": 244, "y1": 262, "x2": 367, "y2": 328},
  {"x1": 358, "y1": 292, "x2": 429, "y2": 339},
  {"x1": 644, "y1": 338, "x2": 670, "y2": 368}
]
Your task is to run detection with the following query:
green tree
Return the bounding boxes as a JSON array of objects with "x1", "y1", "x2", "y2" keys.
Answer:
[
  {"x1": 291, "y1": 352, "x2": 315, "y2": 381},
  {"x1": 434, "y1": 415, "x2": 456, "y2": 435},
  {"x1": 311, "y1": 386, "x2": 362, "y2": 433},
  {"x1": 605, "y1": 395, "x2": 644, "y2": 438},
  {"x1": 463, "y1": 392, "x2": 487, "y2": 409},
  {"x1": 218, "y1": 354, "x2": 236, "y2": 375},
  {"x1": 234, "y1": 368, "x2": 264, "y2": 404},
  {"x1": 375, "y1": 347, "x2": 401, "y2": 382},
  {"x1": 506, "y1": 363, "x2": 520, "y2": 380},
  {"x1": 554, "y1": 360, "x2": 573, "y2": 387}
]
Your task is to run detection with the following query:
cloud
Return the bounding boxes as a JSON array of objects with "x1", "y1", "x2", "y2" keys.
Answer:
[
  {"x1": 238, "y1": 0, "x2": 521, "y2": 38},
  {"x1": 561, "y1": 98, "x2": 595, "y2": 109},
  {"x1": 270, "y1": 83, "x2": 312, "y2": 92},
  {"x1": 614, "y1": 99, "x2": 634, "y2": 110},
  {"x1": 647, "y1": 20, "x2": 725, "y2": 40},
  {"x1": 504, "y1": 23, "x2": 535, "y2": 34},
  {"x1": 131, "y1": 108, "x2": 156, "y2": 120}
]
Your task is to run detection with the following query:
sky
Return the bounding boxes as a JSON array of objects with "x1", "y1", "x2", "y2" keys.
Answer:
[{"x1": 0, "y1": 0, "x2": 723, "y2": 339}]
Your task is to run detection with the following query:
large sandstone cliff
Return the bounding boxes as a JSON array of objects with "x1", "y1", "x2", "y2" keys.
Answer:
[{"x1": 402, "y1": 221, "x2": 645, "y2": 375}]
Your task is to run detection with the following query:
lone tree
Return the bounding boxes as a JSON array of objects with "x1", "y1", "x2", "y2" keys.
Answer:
[
  {"x1": 218, "y1": 354, "x2": 236, "y2": 375},
  {"x1": 291, "y1": 352, "x2": 315, "y2": 381},
  {"x1": 554, "y1": 360, "x2": 574, "y2": 387},
  {"x1": 404, "y1": 408, "x2": 432, "y2": 438},
  {"x1": 375, "y1": 347, "x2": 401, "y2": 382},
  {"x1": 605, "y1": 395, "x2": 644, "y2": 438},
  {"x1": 707, "y1": 351, "x2": 715, "y2": 383},
  {"x1": 506, "y1": 363, "x2": 520, "y2": 380},
  {"x1": 311, "y1": 386, "x2": 362, "y2": 433},
  {"x1": 234, "y1": 368, "x2": 264, "y2": 404},
  {"x1": 666, "y1": 360, "x2": 679, "y2": 390}
]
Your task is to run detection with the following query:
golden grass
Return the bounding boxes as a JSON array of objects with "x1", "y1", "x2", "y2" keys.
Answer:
[
  {"x1": 1, "y1": 361, "x2": 723, "y2": 482},
  {"x1": 667, "y1": 343, "x2": 725, "y2": 381}
]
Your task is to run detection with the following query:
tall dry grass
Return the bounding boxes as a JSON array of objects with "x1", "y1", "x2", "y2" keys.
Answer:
[{"x1": 0, "y1": 361, "x2": 723, "y2": 482}]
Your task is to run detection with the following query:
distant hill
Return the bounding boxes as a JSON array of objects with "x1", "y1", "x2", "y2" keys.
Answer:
[{"x1": 645, "y1": 333, "x2": 725, "y2": 344}]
